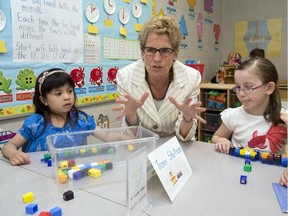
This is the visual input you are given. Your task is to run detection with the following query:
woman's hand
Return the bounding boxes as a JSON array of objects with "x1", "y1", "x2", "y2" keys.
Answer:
[
  {"x1": 113, "y1": 92, "x2": 149, "y2": 120},
  {"x1": 168, "y1": 97, "x2": 206, "y2": 124}
]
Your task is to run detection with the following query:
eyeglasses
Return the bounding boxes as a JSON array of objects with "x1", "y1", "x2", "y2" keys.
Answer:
[
  {"x1": 232, "y1": 84, "x2": 265, "y2": 94},
  {"x1": 142, "y1": 47, "x2": 175, "y2": 57}
]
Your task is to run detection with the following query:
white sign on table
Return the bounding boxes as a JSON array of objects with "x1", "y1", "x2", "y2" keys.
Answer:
[
  {"x1": 147, "y1": 136, "x2": 192, "y2": 202},
  {"x1": 127, "y1": 147, "x2": 151, "y2": 216}
]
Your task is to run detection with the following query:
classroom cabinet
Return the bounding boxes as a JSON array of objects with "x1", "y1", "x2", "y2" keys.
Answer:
[
  {"x1": 197, "y1": 83, "x2": 241, "y2": 142},
  {"x1": 221, "y1": 64, "x2": 236, "y2": 84}
]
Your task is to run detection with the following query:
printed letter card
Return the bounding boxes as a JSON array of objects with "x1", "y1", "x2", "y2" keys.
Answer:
[{"x1": 147, "y1": 136, "x2": 192, "y2": 202}]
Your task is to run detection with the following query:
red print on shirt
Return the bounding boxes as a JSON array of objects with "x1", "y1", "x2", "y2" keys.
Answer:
[{"x1": 248, "y1": 124, "x2": 287, "y2": 153}]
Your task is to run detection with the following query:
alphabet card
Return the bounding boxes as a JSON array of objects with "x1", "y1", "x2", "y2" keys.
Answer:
[{"x1": 147, "y1": 136, "x2": 192, "y2": 202}]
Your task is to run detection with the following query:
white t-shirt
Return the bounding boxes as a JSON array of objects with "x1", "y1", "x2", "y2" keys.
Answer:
[{"x1": 221, "y1": 106, "x2": 287, "y2": 153}]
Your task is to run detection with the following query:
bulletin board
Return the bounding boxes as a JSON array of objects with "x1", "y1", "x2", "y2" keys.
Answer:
[{"x1": 0, "y1": 0, "x2": 152, "y2": 119}]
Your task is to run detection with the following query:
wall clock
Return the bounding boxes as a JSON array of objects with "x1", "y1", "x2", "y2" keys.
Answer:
[
  {"x1": 132, "y1": 2, "x2": 142, "y2": 19},
  {"x1": 118, "y1": 7, "x2": 130, "y2": 25},
  {"x1": 0, "y1": 9, "x2": 6, "y2": 32},
  {"x1": 103, "y1": 0, "x2": 116, "y2": 15},
  {"x1": 85, "y1": 3, "x2": 100, "y2": 23}
]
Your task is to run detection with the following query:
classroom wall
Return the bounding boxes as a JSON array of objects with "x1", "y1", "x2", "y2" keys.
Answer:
[
  {"x1": 154, "y1": 0, "x2": 224, "y2": 82},
  {"x1": 222, "y1": 0, "x2": 287, "y2": 80},
  {"x1": 1, "y1": 0, "x2": 287, "y2": 133}
]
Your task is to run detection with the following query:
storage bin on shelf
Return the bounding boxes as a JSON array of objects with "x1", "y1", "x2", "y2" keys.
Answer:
[
  {"x1": 47, "y1": 126, "x2": 159, "y2": 191},
  {"x1": 185, "y1": 64, "x2": 204, "y2": 77},
  {"x1": 231, "y1": 93, "x2": 242, "y2": 108},
  {"x1": 203, "y1": 133, "x2": 213, "y2": 143},
  {"x1": 202, "y1": 113, "x2": 222, "y2": 131},
  {"x1": 204, "y1": 91, "x2": 227, "y2": 110}
]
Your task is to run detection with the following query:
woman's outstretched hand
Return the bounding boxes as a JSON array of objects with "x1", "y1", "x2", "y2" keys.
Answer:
[
  {"x1": 112, "y1": 92, "x2": 149, "y2": 120},
  {"x1": 168, "y1": 96, "x2": 207, "y2": 124}
]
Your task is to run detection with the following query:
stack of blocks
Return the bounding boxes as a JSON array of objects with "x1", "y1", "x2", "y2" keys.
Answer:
[
  {"x1": 244, "y1": 159, "x2": 252, "y2": 172},
  {"x1": 57, "y1": 159, "x2": 113, "y2": 184},
  {"x1": 41, "y1": 153, "x2": 52, "y2": 167},
  {"x1": 229, "y1": 147, "x2": 287, "y2": 167},
  {"x1": 240, "y1": 159, "x2": 252, "y2": 185}
]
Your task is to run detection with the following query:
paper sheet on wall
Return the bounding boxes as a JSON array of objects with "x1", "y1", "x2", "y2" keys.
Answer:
[{"x1": 11, "y1": 0, "x2": 84, "y2": 63}]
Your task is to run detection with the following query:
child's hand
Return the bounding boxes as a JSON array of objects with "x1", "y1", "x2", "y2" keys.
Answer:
[
  {"x1": 280, "y1": 112, "x2": 288, "y2": 125},
  {"x1": 215, "y1": 138, "x2": 232, "y2": 154},
  {"x1": 280, "y1": 168, "x2": 288, "y2": 187},
  {"x1": 9, "y1": 151, "x2": 30, "y2": 166}
]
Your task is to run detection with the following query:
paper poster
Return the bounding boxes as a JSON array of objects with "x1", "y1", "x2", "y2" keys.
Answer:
[
  {"x1": 147, "y1": 136, "x2": 192, "y2": 202},
  {"x1": 11, "y1": 0, "x2": 84, "y2": 63}
]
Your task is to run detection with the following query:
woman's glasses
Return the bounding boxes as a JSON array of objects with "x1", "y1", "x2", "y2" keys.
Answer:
[
  {"x1": 232, "y1": 84, "x2": 265, "y2": 94},
  {"x1": 142, "y1": 47, "x2": 175, "y2": 57}
]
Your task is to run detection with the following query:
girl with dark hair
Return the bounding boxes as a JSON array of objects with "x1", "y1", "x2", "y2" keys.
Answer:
[{"x1": 2, "y1": 68, "x2": 131, "y2": 166}]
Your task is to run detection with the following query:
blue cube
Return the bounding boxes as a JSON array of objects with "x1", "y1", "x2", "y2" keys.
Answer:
[
  {"x1": 240, "y1": 175, "x2": 247, "y2": 184},
  {"x1": 50, "y1": 206, "x2": 62, "y2": 216},
  {"x1": 25, "y1": 203, "x2": 38, "y2": 215}
]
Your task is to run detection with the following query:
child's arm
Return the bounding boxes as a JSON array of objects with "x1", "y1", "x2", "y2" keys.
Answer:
[
  {"x1": 212, "y1": 123, "x2": 233, "y2": 154},
  {"x1": 280, "y1": 167, "x2": 288, "y2": 187},
  {"x1": 1, "y1": 134, "x2": 30, "y2": 166},
  {"x1": 280, "y1": 112, "x2": 288, "y2": 125}
]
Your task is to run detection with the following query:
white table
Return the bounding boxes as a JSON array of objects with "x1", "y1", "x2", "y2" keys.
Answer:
[
  {"x1": 0, "y1": 139, "x2": 286, "y2": 216},
  {"x1": 0, "y1": 159, "x2": 127, "y2": 215},
  {"x1": 147, "y1": 139, "x2": 285, "y2": 216}
]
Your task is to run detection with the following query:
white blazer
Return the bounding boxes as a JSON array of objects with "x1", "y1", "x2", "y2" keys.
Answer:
[{"x1": 117, "y1": 60, "x2": 201, "y2": 141}]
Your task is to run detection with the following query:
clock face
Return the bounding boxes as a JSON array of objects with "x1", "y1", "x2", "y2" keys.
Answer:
[
  {"x1": 103, "y1": 0, "x2": 116, "y2": 15},
  {"x1": 0, "y1": 9, "x2": 6, "y2": 32},
  {"x1": 132, "y1": 2, "x2": 142, "y2": 19},
  {"x1": 85, "y1": 3, "x2": 99, "y2": 23},
  {"x1": 118, "y1": 7, "x2": 130, "y2": 25}
]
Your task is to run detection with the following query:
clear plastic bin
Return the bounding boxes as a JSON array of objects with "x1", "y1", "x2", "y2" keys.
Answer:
[{"x1": 47, "y1": 126, "x2": 159, "y2": 191}]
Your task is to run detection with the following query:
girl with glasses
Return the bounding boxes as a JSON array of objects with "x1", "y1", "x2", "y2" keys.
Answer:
[
  {"x1": 212, "y1": 58, "x2": 287, "y2": 154},
  {"x1": 113, "y1": 16, "x2": 206, "y2": 141}
]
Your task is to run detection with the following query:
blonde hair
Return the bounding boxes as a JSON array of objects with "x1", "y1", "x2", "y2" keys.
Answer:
[{"x1": 138, "y1": 16, "x2": 183, "y2": 50}]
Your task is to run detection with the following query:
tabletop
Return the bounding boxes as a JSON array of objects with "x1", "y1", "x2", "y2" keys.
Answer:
[{"x1": 0, "y1": 138, "x2": 286, "y2": 216}]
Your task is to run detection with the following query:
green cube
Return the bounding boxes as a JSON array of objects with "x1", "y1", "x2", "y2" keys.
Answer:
[{"x1": 244, "y1": 164, "x2": 252, "y2": 172}]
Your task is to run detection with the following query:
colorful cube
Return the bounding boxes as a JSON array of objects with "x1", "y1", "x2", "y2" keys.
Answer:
[
  {"x1": 88, "y1": 168, "x2": 101, "y2": 178},
  {"x1": 50, "y1": 206, "x2": 62, "y2": 216},
  {"x1": 23, "y1": 192, "x2": 34, "y2": 203},
  {"x1": 47, "y1": 159, "x2": 52, "y2": 167},
  {"x1": 39, "y1": 212, "x2": 51, "y2": 216},
  {"x1": 240, "y1": 175, "x2": 247, "y2": 184},
  {"x1": 25, "y1": 203, "x2": 38, "y2": 215},
  {"x1": 63, "y1": 190, "x2": 74, "y2": 201},
  {"x1": 244, "y1": 164, "x2": 252, "y2": 172}
]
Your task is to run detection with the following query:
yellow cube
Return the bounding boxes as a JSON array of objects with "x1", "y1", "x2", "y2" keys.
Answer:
[
  {"x1": 60, "y1": 161, "x2": 68, "y2": 169},
  {"x1": 23, "y1": 192, "x2": 34, "y2": 203},
  {"x1": 88, "y1": 168, "x2": 101, "y2": 178}
]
